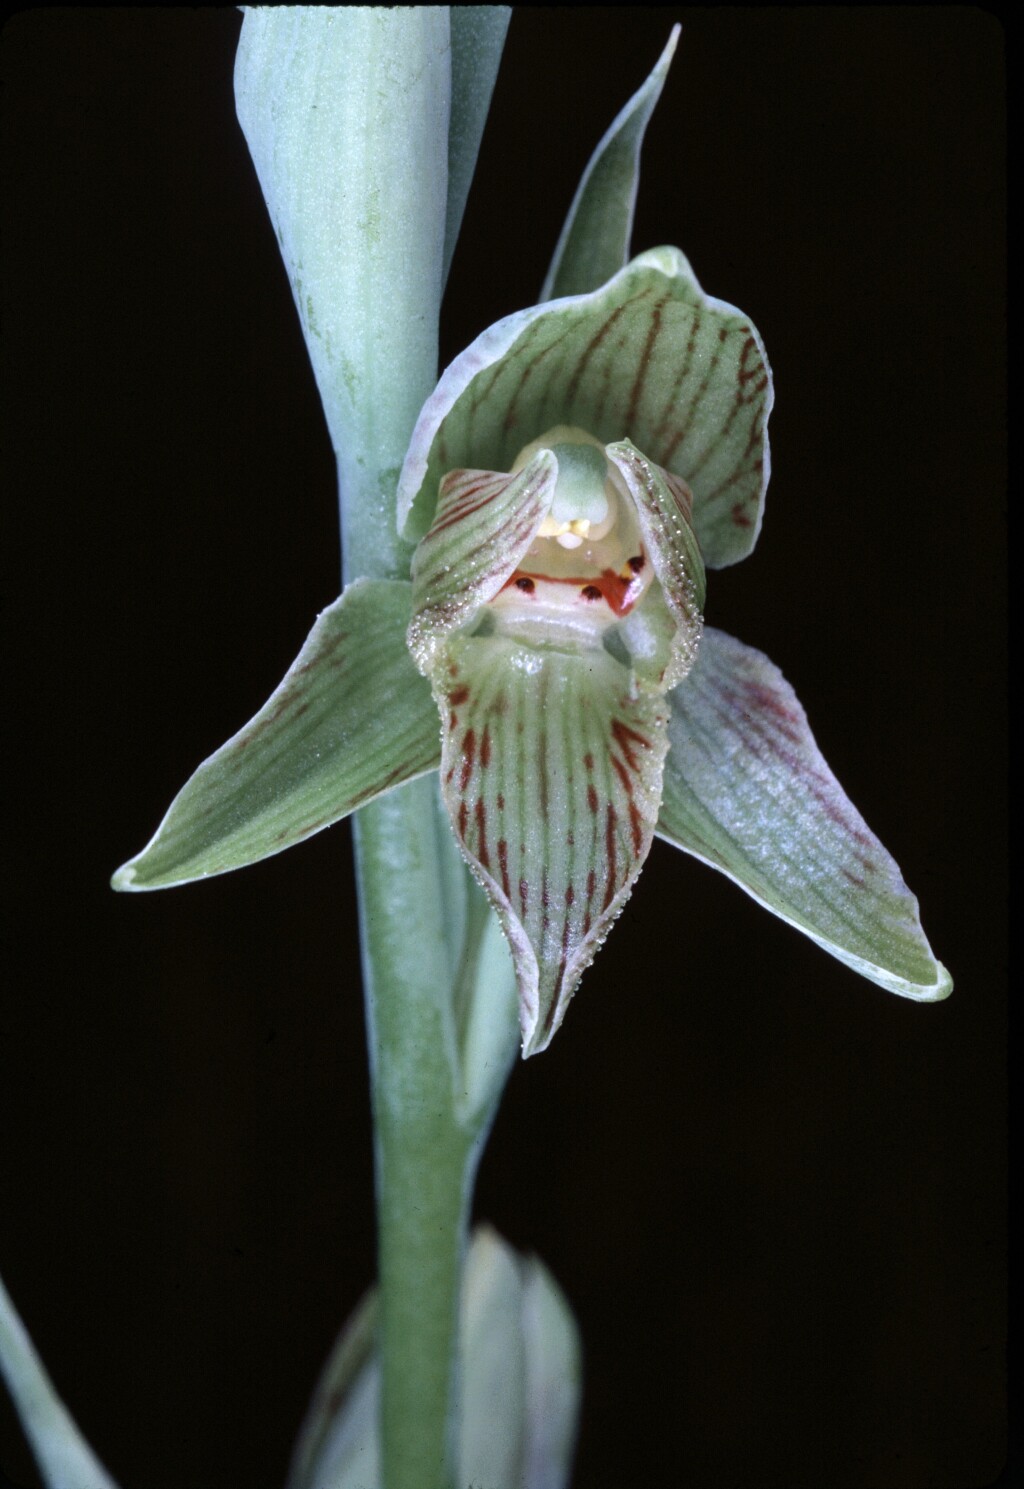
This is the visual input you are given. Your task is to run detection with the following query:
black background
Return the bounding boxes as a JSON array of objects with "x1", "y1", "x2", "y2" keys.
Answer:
[{"x1": 1, "y1": 9, "x2": 1005, "y2": 1488}]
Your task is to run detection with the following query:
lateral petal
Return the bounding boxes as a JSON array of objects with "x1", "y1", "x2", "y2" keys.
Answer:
[
  {"x1": 658, "y1": 628, "x2": 952, "y2": 1000},
  {"x1": 113, "y1": 580, "x2": 439, "y2": 891},
  {"x1": 606, "y1": 439, "x2": 705, "y2": 688},
  {"x1": 408, "y1": 451, "x2": 557, "y2": 673}
]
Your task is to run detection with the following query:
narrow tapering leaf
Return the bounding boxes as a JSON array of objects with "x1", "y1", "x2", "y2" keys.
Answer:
[
  {"x1": 113, "y1": 580, "x2": 439, "y2": 892},
  {"x1": 541, "y1": 25, "x2": 679, "y2": 301},
  {"x1": 398, "y1": 248, "x2": 772, "y2": 568},
  {"x1": 286, "y1": 1291, "x2": 379, "y2": 1489},
  {"x1": 658, "y1": 628, "x2": 952, "y2": 999},
  {"x1": 0, "y1": 1271, "x2": 119, "y2": 1489},
  {"x1": 520, "y1": 1250, "x2": 582, "y2": 1489},
  {"x1": 437, "y1": 631, "x2": 669, "y2": 1055},
  {"x1": 286, "y1": 1227, "x2": 580, "y2": 1489},
  {"x1": 446, "y1": 7, "x2": 512, "y2": 290},
  {"x1": 235, "y1": 7, "x2": 449, "y2": 580}
]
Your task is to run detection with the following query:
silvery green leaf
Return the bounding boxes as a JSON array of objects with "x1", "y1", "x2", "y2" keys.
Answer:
[
  {"x1": 0, "y1": 1269, "x2": 119, "y2": 1489},
  {"x1": 286, "y1": 1226, "x2": 580, "y2": 1489},
  {"x1": 112, "y1": 580, "x2": 439, "y2": 892},
  {"x1": 286, "y1": 1290, "x2": 379, "y2": 1489},
  {"x1": 541, "y1": 25, "x2": 679, "y2": 301},
  {"x1": 519, "y1": 1249, "x2": 582, "y2": 1489},
  {"x1": 235, "y1": 7, "x2": 450, "y2": 579},
  {"x1": 446, "y1": 7, "x2": 512, "y2": 289},
  {"x1": 658, "y1": 628, "x2": 952, "y2": 1000}
]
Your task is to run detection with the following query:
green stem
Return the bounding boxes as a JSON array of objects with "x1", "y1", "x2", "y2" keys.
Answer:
[
  {"x1": 354, "y1": 778, "x2": 483, "y2": 1489},
  {"x1": 233, "y1": 9, "x2": 514, "y2": 1480}
]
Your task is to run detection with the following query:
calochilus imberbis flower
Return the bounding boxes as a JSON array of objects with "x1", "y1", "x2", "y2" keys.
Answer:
[{"x1": 112, "y1": 25, "x2": 949, "y2": 1059}]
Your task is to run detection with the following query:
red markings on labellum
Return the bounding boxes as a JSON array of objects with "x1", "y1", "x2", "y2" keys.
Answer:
[
  {"x1": 583, "y1": 752, "x2": 595, "y2": 771},
  {"x1": 500, "y1": 567, "x2": 641, "y2": 618},
  {"x1": 497, "y1": 792, "x2": 505, "y2": 811},
  {"x1": 459, "y1": 729, "x2": 476, "y2": 792},
  {"x1": 610, "y1": 754, "x2": 633, "y2": 798},
  {"x1": 475, "y1": 797, "x2": 490, "y2": 870},
  {"x1": 480, "y1": 726, "x2": 492, "y2": 768},
  {"x1": 603, "y1": 803, "x2": 619, "y2": 911},
  {"x1": 730, "y1": 501, "x2": 753, "y2": 529},
  {"x1": 583, "y1": 869, "x2": 597, "y2": 935},
  {"x1": 587, "y1": 784, "x2": 599, "y2": 814},
  {"x1": 519, "y1": 878, "x2": 529, "y2": 915},
  {"x1": 565, "y1": 884, "x2": 575, "y2": 908},
  {"x1": 628, "y1": 802, "x2": 644, "y2": 856},
  {"x1": 450, "y1": 685, "x2": 470, "y2": 706},
  {"x1": 610, "y1": 717, "x2": 650, "y2": 771},
  {"x1": 498, "y1": 840, "x2": 510, "y2": 897}
]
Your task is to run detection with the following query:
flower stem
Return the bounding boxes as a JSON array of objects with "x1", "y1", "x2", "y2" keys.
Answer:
[{"x1": 354, "y1": 778, "x2": 480, "y2": 1489}]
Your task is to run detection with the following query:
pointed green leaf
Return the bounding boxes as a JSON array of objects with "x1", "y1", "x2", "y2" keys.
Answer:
[
  {"x1": 235, "y1": 8, "x2": 450, "y2": 580},
  {"x1": 458, "y1": 1225, "x2": 527, "y2": 1485},
  {"x1": 658, "y1": 628, "x2": 952, "y2": 1000},
  {"x1": 286, "y1": 1289, "x2": 379, "y2": 1489},
  {"x1": 541, "y1": 25, "x2": 679, "y2": 301},
  {"x1": 286, "y1": 1226, "x2": 580, "y2": 1489},
  {"x1": 398, "y1": 248, "x2": 772, "y2": 569},
  {"x1": 446, "y1": 7, "x2": 512, "y2": 290},
  {"x1": 519, "y1": 1249, "x2": 583, "y2": 1489},
  {"x1": 434, "y1": 629, "x2": 669, "y2": 1056},
  {"x1": 0, "y1": 1269, "x2": 119, "y2": 1489},
  {"x1": 461, "y1": 1227, "x2": 581, "y2": 1487},
  {"x1": 113, "y1": 580, "x2": 440, "y2": 892}
]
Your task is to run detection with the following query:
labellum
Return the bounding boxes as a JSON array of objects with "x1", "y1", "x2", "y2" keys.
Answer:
[{"x1": 408, "y1": 423, "x2": 705, "y2": 1055}]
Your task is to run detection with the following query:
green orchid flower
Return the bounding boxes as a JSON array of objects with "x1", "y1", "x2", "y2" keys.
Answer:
[{"x1": 112, "y1": 25, "x2": 949, "y2": 1059}]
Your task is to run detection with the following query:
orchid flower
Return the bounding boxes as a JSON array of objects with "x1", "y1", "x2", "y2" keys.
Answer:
[{"x1": 112, "y1": 27, "x2": 949, "y2": 1062}]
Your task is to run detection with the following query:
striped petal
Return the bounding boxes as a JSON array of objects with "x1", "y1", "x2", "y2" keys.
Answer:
[
  {"x1": 397, "y1": 247, "x2": 772, "y2": 570},
  {"x1": 408, "y1": 451, "x2": 557, "y2": 672},
  {"x1": 434, "y1": 628, "x2": 669, "y2": 1056},
  {"x1": 657, "y1": 628, "x2": 952, "y2": 1001},
  {"x1": 112, "y1": 580, "x2": 440, "y2": 891},
  {"x1": 606, "y1": 440, "x2": 705, "y2": 688}
]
